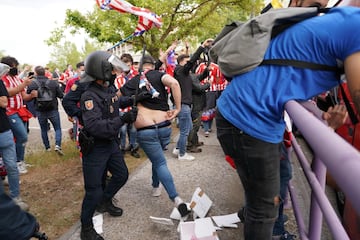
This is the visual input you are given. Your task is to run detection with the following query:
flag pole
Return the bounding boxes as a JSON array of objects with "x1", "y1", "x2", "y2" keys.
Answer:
[{"x1": 107, "y1": 33, "x2": 135, "y2": 51}]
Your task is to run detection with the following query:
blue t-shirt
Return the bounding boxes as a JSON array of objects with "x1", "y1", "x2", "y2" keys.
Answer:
[{"x1": 217, "y1": 7, "x2": 360, "y2": 143}]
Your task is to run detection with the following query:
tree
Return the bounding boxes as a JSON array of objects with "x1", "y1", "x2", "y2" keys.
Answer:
[
  {"x1": 46, "y1": 39, "x2": 105, "y2": 72},
  {"x1": 0, "y1": 50, "x2": 5, "y2": 60},
  {"x1": 47, "y1": 0, "x2": 264, "y2": 58}
]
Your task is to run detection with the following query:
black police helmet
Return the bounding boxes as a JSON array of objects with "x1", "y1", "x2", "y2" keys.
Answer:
[
  {"x1": 80, "y1": 51, "x2": 129, "y2": 83},
  {"x1": 141, "y1": 55, "x2": 156, "y2": 65}
]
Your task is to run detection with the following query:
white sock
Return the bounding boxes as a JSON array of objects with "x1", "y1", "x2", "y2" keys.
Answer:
[{"x1": 174, "y1": 196, "x2": 183, "y2": 207}]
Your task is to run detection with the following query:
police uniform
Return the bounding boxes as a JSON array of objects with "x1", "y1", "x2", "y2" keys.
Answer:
[
  {"x1": 62, "y1": 80, "x2": 89, "y2": 124},
  {"x1": 63, "y1": 80, "x2": 133, "y2": 124},
  {"x1": 79, "y1": 81, "x2": 130, "y2": 228},
  {"x1": 77, "y1": 51, "x2": 134, "y2": 240}
]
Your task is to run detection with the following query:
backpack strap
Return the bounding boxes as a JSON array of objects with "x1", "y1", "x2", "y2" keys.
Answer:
[
  {"x1": 34, "y1": 79, "x2": 50, "y2": 89},
  {"x1": 261, "y1": 59, "x2": 342, "y2": 73},
  {"x1": 339, "y1": 82, "x2": 359, "y2": 125},
  {"x1": 261, "y1": 59, "x2": 358, "y2": 124},
  {"x1": 34, "y1": 79, "x2": 41, "y2": 89}
]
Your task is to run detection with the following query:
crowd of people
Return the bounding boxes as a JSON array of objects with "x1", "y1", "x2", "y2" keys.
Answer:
[{"x1": 2, "y1": 1, "x2": 360, "y2": 240}]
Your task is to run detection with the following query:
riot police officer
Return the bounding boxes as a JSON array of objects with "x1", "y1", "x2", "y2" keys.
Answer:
[{"x1": 78, "y1": 51, "x2": 137, "y2": 240}]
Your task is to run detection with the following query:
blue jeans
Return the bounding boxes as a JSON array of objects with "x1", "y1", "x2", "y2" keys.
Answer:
[
  {"x1": 8, "y1": 113, "x2": 28, "y2": 162},
  {"x1": 0, "y1": 130, "x2": 20, "y2": 198},
  {"x1": 81, "y1": 140, "x2": 128, "y2": 226},
  {"x1": 119, "y1": 113, "x2": 137, "y2": 149},
  {"x1": 216, "y1": 111, "x2": 280, "y2": 240},
  {"x1": 37, "y1": 110, "x2": 62, "y2": 149},
  {"x1": 203, "y1": 119, "x2": 213, "y2": 132},
  {"x1": 273, "y1": 143, "x2": 293, "y2": 235},
  {"x1": 176, "y1": 104, "x2": 193, "y2": 156},
  {"x1": 137, "y1": 125, "x2": 178, "y2": 200}
]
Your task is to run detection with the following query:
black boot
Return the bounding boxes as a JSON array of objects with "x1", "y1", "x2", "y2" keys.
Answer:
[
  {"x1": 97, "y1": 198, "x2": 123, "y2": 217},
  {"x1": 130, "y1": 148, "x2": 140, "y2": 158},
  {"x1": 80, "y1": 225, "x2": 104, "y2": 240},
  {"x1": 177, "y1": 203, "x2": 191, "y2": 217}
]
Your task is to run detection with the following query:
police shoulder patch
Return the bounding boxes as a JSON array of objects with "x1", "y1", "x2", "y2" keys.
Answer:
[{"x1": 85, "y1": 100, "x2": 94, "y2": 110}]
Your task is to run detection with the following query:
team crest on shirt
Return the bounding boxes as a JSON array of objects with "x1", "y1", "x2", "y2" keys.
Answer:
[
  {"x1": 85, "y1": 100, "x2": 94, "y2": 110},
  {"x1": 71, "y1": 84, "x2": 78, "y2": 91}
]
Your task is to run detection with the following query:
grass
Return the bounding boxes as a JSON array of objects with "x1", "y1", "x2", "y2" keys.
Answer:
[{"x1": 19, "y1": 139, "x2": 147, "y2": 239}]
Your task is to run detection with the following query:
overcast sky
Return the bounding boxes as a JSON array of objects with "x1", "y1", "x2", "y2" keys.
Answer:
[
  {"x1": 0, "y1": 0, "x2": 342, "y2": 67},
  {"x1": 0, "y1": 0, "x2": 95, "y2": 66}
]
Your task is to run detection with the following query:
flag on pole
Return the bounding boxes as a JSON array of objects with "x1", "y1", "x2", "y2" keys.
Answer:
[
  {"x1": 261, "y1": 0, "x2": 283, "y2": 13},
  {"x1": 96, "y1": 0, "x2": 162, "y2": 36}
]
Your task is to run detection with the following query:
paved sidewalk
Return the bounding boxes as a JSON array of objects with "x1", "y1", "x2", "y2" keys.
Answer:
[{"x1": 59, "y1": 127, "x2": 245, "y2": 240}]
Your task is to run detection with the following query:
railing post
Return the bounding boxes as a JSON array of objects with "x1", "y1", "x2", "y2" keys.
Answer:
[{"x1": 308, "y1": 157, "x2": 326, "y2": 240}]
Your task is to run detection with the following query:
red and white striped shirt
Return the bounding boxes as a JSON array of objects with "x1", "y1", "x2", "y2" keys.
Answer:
[
  {"x1": 196, "y1": 62, "x2": 228, "y2": 92},
  {"x1": 1, "y1": 74, "x2": 24, "y2": 115},
  {"x1": 114, "y1": 69, "x2": 138, "y2": 113}
]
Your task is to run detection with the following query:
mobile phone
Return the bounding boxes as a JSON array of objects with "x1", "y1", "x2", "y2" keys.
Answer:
[{"x1": 28, "y1": 72, "x2": 34, "y2": 78}]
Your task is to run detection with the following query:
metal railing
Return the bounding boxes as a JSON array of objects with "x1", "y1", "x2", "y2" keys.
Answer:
[{"x1": 285, "y1": 100, "x2": 360, "y2": 240}]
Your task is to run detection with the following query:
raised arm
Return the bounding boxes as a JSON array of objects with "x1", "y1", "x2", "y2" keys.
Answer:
[{"x1": 344, "y1": 51, "x2": 360, "y2": 113}]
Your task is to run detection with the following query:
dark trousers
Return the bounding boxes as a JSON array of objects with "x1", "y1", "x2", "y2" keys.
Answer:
[
  {"x1": 273, "y1": 143, "x2": 293, "y2": 235},
  {"x1": 80, "y1": 140, "x2": 128, "y2": 226},
  {"x1": 216, "y1": 111, "x2": 280, "y2": 240},
  {"x1": 188, "y1": 109, "x2": 203, "y2": 147}
]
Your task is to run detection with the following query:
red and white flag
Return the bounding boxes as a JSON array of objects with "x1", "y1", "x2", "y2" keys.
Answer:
[{"x1": 97, "y1": 0, "x2": 162, "y2": 36}]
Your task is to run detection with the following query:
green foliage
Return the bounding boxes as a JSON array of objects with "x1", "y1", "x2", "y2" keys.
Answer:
[
  {"x1": 47, "y1": 0, "x2": 264, "y2": 59},
  {"x1": 0, "y1": 50, "x2": 6, "y2": 60},
  {"x1": 25, "y1": 140, "x2": 80, "y2": 167}
]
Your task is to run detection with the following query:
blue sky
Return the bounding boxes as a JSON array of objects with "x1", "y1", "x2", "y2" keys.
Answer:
[{"x1": 0, "y1": 0, "x2": 95, "y2": 66}]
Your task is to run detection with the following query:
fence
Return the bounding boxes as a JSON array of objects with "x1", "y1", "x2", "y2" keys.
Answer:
[{"x1": 285, "y1": 100, "x2": 360, "y2": 240}]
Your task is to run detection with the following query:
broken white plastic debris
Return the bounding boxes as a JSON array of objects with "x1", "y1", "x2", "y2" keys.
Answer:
[
  {"x1": 179, "y1": 217, "x2": 219, "y2": 240},
  {"x1": 92, "y1": 214, "x2": 103, "y2": 234},
  {"x1": 211, "y1": 213, "x2": 240, "y2": 228},
  {"x1": 149, "y1": 216, "x2": 174, "y2": 225},
  {"x1": 190, "y1": 187, "x2": 213, "y2": 218}
]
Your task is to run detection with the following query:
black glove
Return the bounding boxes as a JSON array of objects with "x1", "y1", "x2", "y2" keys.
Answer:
[
  {"x1": 121, "y1": 107, "x2": 138, "y2": 124},
  {"x1": 133, "y1": 91, "x2": 153, "y2": 103}
]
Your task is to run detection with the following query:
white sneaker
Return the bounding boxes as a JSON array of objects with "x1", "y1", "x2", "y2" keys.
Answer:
[
  {"x1": 174, "y1": 196, "x2": 184, "y2": 207},
  {"x1": 55, "y1": 145, "x2": 64, "y2": 156},
  {"x1": 24, "y1": 162, "x2": 33, "y2": 167},
  {"x1": 178, "y1": 153, "x2": 195, "y2": 161},
  {"x1": 174, "y1": 196, "x2": 190, "y2": 217},
  {"x1": 152, "y1": 185, "x2": 162, "y2": 197},
  {"x1": 17, "y1": 162, "x2": 28, "y2": 174},
  {"x1": 14, "y1": 197, "x2": 29, "y2": 211},
  {"x1": 172, "y1": 148, "x2": 179, "y2": 157}
]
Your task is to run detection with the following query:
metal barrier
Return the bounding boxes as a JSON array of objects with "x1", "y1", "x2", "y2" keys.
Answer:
[{"x1": 285, "y1": 100, "x2": 360, "y2": 240}]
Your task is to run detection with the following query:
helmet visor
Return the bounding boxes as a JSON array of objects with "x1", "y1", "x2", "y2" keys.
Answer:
[
  {"x1": 108, "y1": 54, "x2": 130, "y2": 73},
  {"x1": 0, "y1": 63, "x2": 10, "y2": 78}
]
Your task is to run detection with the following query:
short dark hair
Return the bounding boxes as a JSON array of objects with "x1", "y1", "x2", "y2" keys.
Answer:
[
  {"x1": 76, "y1": 61, "x2": 84, "y2": 69},
  {"x1": 177, "y1": 54, "x2": 190, "y2": 64},
  {"x1": 34, "y1": 66, "x2": 45, "y2": 76},
  {"x1": 120, "y1": 53, "x2": 134, "y2": 64},
  {"x1": 1, "y1": 56, "x2": 19, "y2": 68}
]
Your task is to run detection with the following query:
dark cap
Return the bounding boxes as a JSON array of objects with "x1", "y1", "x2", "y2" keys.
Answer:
[{"x1": 142, "y1": 55, "x2": 155, "y2": 65}]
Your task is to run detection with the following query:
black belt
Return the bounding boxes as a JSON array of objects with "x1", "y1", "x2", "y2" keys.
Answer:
[{"x1": 137, "y1": 120, "x2": 171, "y2": 131}]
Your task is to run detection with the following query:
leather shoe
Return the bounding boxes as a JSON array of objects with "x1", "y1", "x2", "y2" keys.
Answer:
[
  {"x1": 195, "y1": 141, "x2": 204, "y2": 147},
  {"x1": 187, "y1": 146, "x2": 202, "y2": 153},
  {"x1": 81, "y1": 225, "x2": 104, "y2": 240},
  {"x1": 97, "y1": 199, "x2": 123, "y2": 217},
  {"x1": 131, "y1": 149, "x2": 140, "y2": 158}
]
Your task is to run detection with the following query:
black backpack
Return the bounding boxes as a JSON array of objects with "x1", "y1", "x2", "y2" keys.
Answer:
[{"x1": 34, "y1": 79, "x2": 54, "y2": 111}]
